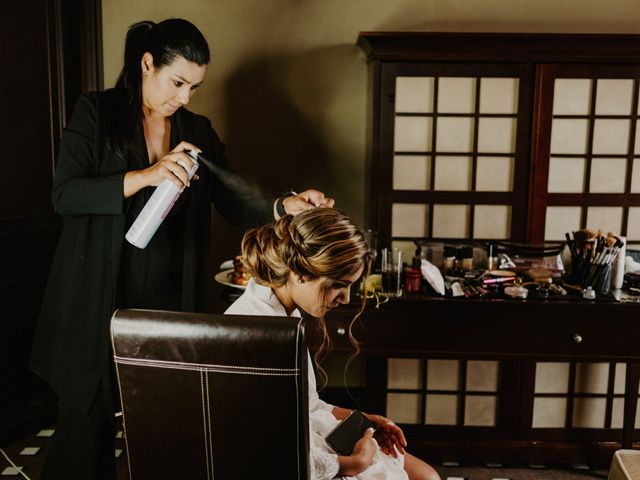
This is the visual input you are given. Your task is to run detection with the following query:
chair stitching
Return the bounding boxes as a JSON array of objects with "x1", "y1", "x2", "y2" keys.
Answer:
[
  {"x1": 111, "y1": 331, "x2": 134, "y2": 479},
  {"x1": 295, "y1": 318, "x2": 302, "y2": 479},
  {"x1": 201, "y1": 369, "x2": 211, "y2": 480},
  {"x1": 205, "y1": 371, "x2": 214, "y2": 479},
  {"x1": 114, "y1": 356, "x2": 298, "y2": 373}
]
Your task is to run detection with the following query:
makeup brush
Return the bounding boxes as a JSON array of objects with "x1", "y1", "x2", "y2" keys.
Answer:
[{"x1": 573, "y1": 229, "x2": 590, "y2": 246}]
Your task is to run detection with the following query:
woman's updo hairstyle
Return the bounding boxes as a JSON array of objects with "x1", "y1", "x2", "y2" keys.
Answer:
[
  {"x1": 241, "y1": 208, "x2": 371, "y2": 388},
  {"x1": 242, "y1": 208, "x2": 371, "y2": 384},
  {"x1": 241, "y1": 208, "x2": 370, "y2": 289},
  {"x1": 108, "y1": 18, "x2": 210, "y2": 159}
]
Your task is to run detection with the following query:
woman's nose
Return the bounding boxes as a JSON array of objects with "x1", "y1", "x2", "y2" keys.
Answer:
[
  {"x1": 338, "y1": 288, "x2": 350, "y2": 305},
  {"x1": 176, "y1": 89, "x2": 189, "y2": 105}
]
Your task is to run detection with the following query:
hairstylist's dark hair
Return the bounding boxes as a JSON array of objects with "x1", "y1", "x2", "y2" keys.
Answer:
[
  {"x1": 240, "y1": 208, "x2": 371, "y2": 388},
  {"x1": 107, "y1": 18, "x2": 210, "y2": 159}
]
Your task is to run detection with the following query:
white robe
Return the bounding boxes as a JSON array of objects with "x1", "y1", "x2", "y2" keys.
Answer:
[{"x1": 225, "y1": 279, "x2": 408, "y2": 480}]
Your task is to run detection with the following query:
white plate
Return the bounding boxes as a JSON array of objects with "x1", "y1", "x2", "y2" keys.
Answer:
[{"x1": 214, "y1": 269, "x2": 247, "y2": 290}]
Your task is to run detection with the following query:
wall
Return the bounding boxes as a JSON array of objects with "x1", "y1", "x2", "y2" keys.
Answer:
[{"x1": 100, "y1": 0, "x2": 640, "y2": 278}]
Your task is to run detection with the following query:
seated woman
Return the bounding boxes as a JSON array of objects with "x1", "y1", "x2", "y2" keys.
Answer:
[{"x1": 225, "y1": 208, "x2": 440, "y2": 480}]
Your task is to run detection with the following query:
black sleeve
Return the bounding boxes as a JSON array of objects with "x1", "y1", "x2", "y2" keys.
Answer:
[{"x1": 51, "y1": 93, "x2": 126, "y2": 216}]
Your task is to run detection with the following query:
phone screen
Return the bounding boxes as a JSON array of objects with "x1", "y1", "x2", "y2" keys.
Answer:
[{"x1": 325, "y1": 410, "x2": 376, "y2": 456}]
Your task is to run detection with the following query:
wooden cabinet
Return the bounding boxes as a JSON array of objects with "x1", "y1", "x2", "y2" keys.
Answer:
[
  {"x1": 358, "y1": 33, "x2": 640, "y2": 259},
  {"x1": 322, "y1": 297, "x2": 640, "y2": 464}
]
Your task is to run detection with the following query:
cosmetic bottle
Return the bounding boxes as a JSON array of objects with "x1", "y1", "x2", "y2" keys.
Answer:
[
  {"x1": 487, "y1": 242, "x2": 497, "y2": 271},
  {"x1": 405, "y1": 257, "x2": 423, "y2": 294},
  {"x1": 455, "y1": 247, "x2": 465, "y2": 271},
  {"x1": 125, "y1": 150, "x2": 199, "y2": 249},
  {"x1": 443, "y1": 246, "x2": 456, "y2": 273},
  {"x1": 462, "y1": 246, "x2": 474, "y2": 271}
]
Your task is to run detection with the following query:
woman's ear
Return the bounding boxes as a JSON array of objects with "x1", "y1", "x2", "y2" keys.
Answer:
[{"x1": 141, "y1": 52, "x2": 154, "y2": 75}]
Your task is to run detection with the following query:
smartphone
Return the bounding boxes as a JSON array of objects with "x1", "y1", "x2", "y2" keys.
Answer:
[{"x1": 325, "y1": 410, "x2": 376, "y2": 456}]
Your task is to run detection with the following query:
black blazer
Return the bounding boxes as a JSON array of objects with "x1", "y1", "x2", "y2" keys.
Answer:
[{"x1": 30, "y1": 90, "x2": 271, "y2": 413}]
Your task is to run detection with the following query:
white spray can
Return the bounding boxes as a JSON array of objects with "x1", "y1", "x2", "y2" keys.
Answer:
[{"x1": 125, "y1": 151, "x2": 199, "y2": 249}]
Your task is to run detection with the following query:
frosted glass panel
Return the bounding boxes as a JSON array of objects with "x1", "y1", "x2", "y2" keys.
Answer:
[
  {"x1": 572, "y1": 398, "x2": 606, "y2": 428},
  {"x1": 635, "y1": 121, "x2": 640, "y2": 156},
  {"x1": 553, "y1": 79, "x2": 592, "y2": 115},
  {"x1": 387, "y1": 393, "x2": 420, "y2": 424},
  {"x1": 632, "y1": 159, "x2": 640, "y2": 193},
  {"x1": 545, "y1": 207, "x2": 582, "y2": 241},
  {"x1": 612, "y1": 398, "x2": 624, "y2": 429},
  {"x1": 479, "y1": 78, "x2": 519, "y2": 114},
  {"x1": 425, "y1": 394, "x2": 458, "y2": 425},
  {"x1": 464, "y1": 395, "x2": 497, "y2": 426},
  {"x1": 532, "y1": 397, "x2": 567, "y2": 428},
  {"x1": 535, "y1": 362, "x2": 570, "y2": 393},
  {"x1": 550, "y1": 119, "x2": 589, "y2": 154},
  {"x1": 396, "y1": 77, "x2": 434, "y2": 113},
  {"x1": 436, "y1": 117, "x2": 474, "y2": 152},
  {"x1": 476, "y1": 157, "x2": 514, "y2": 192},
  {"x1": 394, "y1": 117, "x2": 432, "y2": 152},
  {"x1": 548, "y1": 157, "x2": 586, "y2": 193},
  {"x1": 393, "y1": 155, "x2": 430, "y2": 190},
  {"x1": 473, "y1": 205, "x2": 511, "y2": 239},
  {"x1": 628, "y1": 207, "x2": 640, "y2": 241},
  {"x1": 477, "y1": 118, "x2": 517, "y2": 153},
  {"x1": 466, "y1": 360, "x2": 499, "y2": 392},
  {"x1": 586, "y1": 207, "x2": 623, "y2": 235},
  {"x1": 434, "y1": 156, "x2": 472, "y2": 191},
  {"x1": 612, "y1": 399, "x2": 640, "y2": 429},
  {"x1": 595, "y1": 79, "x2": 634, "y2": 115},
  {"x1": 575, "y1": 363, "x2": 609, "y2": 394},
  {"x1": 388, "y1": 358, "x2": 421, "y2": 389},
  {"x1": 392, "y1": 203, "x2": 429, "y2": 237},
  {"x1": 438, "y1": 77, "x2": 475, "y2": 113},
  {"x1": 427, "y1": 359, "x2": 460, "y2": 390},
  {"x1": 614, "y1": 363, "x2": 626, "y2": 395},
  {"x1": 592, "y1": 119, "x2": 630, "y2": 155},
  {"x1": 432, "y1": 204, "x2": 470, "y2": 238},
  {"x1": 589, "y1": 158, "x2": 627, "y2": 193}
]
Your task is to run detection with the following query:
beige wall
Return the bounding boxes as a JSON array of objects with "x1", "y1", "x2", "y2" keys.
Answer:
[{"x1": 101, "y1": 0, "x2": 640, "y2": 306}]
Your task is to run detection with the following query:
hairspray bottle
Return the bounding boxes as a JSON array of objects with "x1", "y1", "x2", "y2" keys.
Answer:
[{"x1": 125, "y1": 150, "x2": 199, "y2": 249}]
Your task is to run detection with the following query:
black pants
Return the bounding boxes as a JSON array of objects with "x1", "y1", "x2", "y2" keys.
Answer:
[{"x1": 40, "y1": 385, "x2": 116, "y2": 480}]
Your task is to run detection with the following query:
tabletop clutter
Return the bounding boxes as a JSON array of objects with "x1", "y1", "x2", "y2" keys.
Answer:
[{"x1": 362, "y1": 229, "x2": 640, "y2": 303}]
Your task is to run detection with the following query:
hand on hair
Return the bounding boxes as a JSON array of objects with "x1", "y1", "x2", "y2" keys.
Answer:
[
  {"x1": 365, "y1": 413, "x2": 407, "y2": 457},
  {"x1": 282, "y1": 189, "x2": 335, "y2": 216}
]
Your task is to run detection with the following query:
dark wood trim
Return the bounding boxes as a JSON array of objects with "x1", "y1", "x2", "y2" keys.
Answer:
[
  {"x1": 80, "y1": 0, "x2": 103, "y2": 92},
  {"x1": 47, "y1": 0, "x2": 65, "y2": 158},
  {"x1": 392, "y1": 191, "x2": 514, "y2": 204},
  {"x1": 527, "y1": 64, "x2": 555, "y2": 242},
  {"x1": 408, "y1": 438, "x2": 624, "y2": 465},
  {"x1": 623, "y1": 362, "x2": 640, "y2": 449},
  {"x1": 358, "y1": 32, "x2": 640, "y2": 64},
  {"x1": 547, "y1": 193, "x2": 640, "y2": 206}
]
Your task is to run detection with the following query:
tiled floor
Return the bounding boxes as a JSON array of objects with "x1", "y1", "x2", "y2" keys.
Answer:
[
  {"x1": 0, "y1": 423, "x2": 610, "y2": 480},
  {"x1": 0, "y1": 422, "x2": 128, "y2": 479}
]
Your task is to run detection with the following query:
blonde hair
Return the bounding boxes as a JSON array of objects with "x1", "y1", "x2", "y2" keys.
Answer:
[{"x1": 240, "y1": 208, "x2": 371, "y2": 387}]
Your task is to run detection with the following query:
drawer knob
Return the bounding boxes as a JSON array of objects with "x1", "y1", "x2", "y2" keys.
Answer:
[
  {"x1": 573, "y1": 334, "x2": 583, "y2": 344},
  {"x1": 336, "y1": 327, "x2": 346, "y2": 336}
]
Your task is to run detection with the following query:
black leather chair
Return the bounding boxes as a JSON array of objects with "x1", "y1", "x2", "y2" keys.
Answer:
[{"x1": 111, "y1": 309, "x2": 310, "y2": 479}]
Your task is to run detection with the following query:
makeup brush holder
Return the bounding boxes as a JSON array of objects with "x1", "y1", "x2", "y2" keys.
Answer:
[{"x1": 569, "y1": 255, "x2": 612, "y2": 295}]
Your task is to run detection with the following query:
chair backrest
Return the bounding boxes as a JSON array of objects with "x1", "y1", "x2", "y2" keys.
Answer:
[{"x1": 111, "y1": 309, "x2": 310, "y2": 480}]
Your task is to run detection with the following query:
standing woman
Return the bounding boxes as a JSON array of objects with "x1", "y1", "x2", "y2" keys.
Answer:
[
  {"x1": 225, "y1": 208, "x2": 440, "y2": 480},
  {"x1": 30, "y1": 18, "x2": 332, "y2": 479}
]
